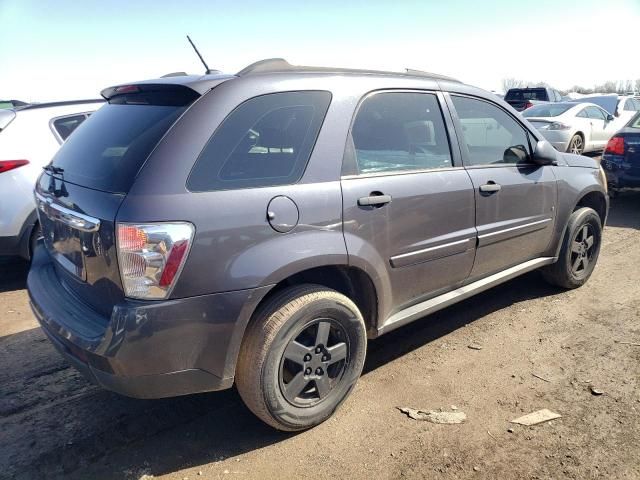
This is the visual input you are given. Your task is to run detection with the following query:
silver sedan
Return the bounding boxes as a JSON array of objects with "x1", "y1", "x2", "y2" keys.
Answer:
[{"x1": 522, "y1": 102, "x2": 621, "y2": 154}]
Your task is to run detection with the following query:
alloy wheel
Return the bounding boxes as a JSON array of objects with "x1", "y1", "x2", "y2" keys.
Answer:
[
  {"x1": 570, "y1": 224, "x2": 595, "y2": 276},
  {"x1": 279, "y1": 319, "x2": 349, "y2": 407},
  {"x1": 570, "y1": 136, "x2": 584, "y2": 154}
]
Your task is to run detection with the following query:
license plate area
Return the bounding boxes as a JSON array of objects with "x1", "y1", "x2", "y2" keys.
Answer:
[{"x1": 46, "y1": 220, "x2": 87, "y2": 281}]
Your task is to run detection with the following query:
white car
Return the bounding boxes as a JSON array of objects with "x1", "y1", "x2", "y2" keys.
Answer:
[
  {"x1": 522, "y1": 102, "x2": 620, "y2": 154},
  {"x1": 0, "y1": 100, "x2": 103, "y2": 259}
]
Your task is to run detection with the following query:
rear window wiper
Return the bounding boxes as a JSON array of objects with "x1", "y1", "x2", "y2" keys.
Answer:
[{"x1": 43, "y1": 165, "x2": 64, "y2": 174}]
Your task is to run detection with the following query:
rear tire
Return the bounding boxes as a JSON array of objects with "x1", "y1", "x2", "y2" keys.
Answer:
[
  {"x1": 566, "y1": 134, "x2": 584, "y2": 155},
  {"x1": 236, "y1": 284, "x2": 367, "y2": 431},
  {"x1": 542, "y1": 207, "x2": 602, "y2": 289}
]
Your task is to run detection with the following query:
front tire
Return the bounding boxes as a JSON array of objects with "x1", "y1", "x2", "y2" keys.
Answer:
[
  {"x1": 236, "y1": 284, "x2": 367, "y2": 431},
  {"x1": 542, "y1": 207, "x2": 602, "y2": 289}
]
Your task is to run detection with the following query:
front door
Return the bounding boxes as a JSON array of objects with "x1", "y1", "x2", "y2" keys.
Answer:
[
  {"x1": 341, "y1": 91, "x2": 477, "y2": 318},
  {"x1": 448, "y1": 94, "x2": 557, "y2": 280}
]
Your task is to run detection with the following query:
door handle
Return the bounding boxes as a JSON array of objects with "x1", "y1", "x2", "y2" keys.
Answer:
[
  {"x1": 479, "y1": 182, "x2": 501, "y2": 193},
  {"x1": 358, "y1": 193, "x2": 392, "y2": 207}
]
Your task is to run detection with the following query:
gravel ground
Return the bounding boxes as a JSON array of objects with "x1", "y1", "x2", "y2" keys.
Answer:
[{"x1": 0, "y1": 192, "x2": 638, "y2": 480}]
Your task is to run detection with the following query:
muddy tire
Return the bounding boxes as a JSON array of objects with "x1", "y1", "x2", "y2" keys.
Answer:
[
  {"x1": 235, "y1": 284, "x2": 367, "y2": 431},
  {"x1": 542, "y1": 207, "x2": 602, "y2": 289}
]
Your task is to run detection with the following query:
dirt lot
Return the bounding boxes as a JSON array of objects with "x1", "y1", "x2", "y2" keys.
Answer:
[{"x1": 1, "y1": 192, "x2": 638, "y2": 480}]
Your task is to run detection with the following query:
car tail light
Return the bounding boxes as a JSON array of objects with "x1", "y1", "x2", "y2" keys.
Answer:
[
  {"x1": 548, "y1": 122, "x2": 571, "y2": 131},
  {"x1": 0, "y1": 159, "x2": 29, "y2": 174},
  {"x1": 523, "y1": 101, "x2": 534, "y2": 110},
  {"x1": 117, "y1": 222, "x2": 195, "y2": 299},
  {"x1": 605, "y1": 136, "x2": 625, "y2": 155}
]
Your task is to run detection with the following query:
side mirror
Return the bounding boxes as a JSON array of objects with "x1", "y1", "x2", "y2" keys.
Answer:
[
  {"x1": 532, "y1": 140, "x2": 559, "y2": 164},
  {"x1": 606, "y1": 114, "x2": 615, "y2": 122}
]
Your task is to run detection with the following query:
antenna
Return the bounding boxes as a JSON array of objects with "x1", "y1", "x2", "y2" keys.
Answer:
[{"x1": 186, "y1": 35, "x2": 217, "y2": 74}]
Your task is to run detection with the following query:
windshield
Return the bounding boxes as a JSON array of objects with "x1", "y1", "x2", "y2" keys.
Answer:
[
  {"x1": 505, "y1": 89, "x2": 547, "y2": 101},
  {"x1": 50, "y1": 103, "x2": 187, "y2": 193},
  {"x1": 522, "y1": 104, "x2": 574, "y2": 118}
]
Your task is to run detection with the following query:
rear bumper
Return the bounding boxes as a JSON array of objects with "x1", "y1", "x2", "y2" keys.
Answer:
[
  {"x1": 28, "y1": 246, "x2": 272, "y2": 399},
  {"x1": 602, "y1": 156, "x2": 640, "y2": 189}
]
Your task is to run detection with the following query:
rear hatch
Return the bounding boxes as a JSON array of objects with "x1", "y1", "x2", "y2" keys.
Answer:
[
  {"x1": 35, "y1": 84, "x2": 200, "y2": 317},
  {"x1": 505, "y1": 88, "x2": 548, "y2": 111}
]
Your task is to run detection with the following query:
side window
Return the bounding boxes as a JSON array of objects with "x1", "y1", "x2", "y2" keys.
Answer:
[
  {"x1": 188, "y1": 91, "x2": 331, "y2": 191},
  {"x1": 577, "y1": 108, "x2": 588, "y2": 118},
  {"x1": 52, "y1": 114, "x2": 88, "y2": 141},
  {"x1": 624, "y1": 99, "x2": 639, "y2": 111},
  {"x1": 349, "y1": 92, "x2": 453, "y2": 175},
  {"x1": 451, "y1": 95, "x2": 531, "y2": 166},
  {"x1": 586, "y1": 107, "x2": 606, "y2": 120}
]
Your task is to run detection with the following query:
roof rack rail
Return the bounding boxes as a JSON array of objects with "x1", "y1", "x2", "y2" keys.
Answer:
[
  {"x1": 19, "y1": 99, "x2": 104, "y2": 111},
  {"x1": 236, "y1": 58, "x2": 460, "y2": 83}
]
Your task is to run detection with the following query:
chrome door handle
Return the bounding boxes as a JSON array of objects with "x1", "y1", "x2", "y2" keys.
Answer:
[
  {"x1": 358, "y1": 194, "x2": 392, "y2": 207},
  {"x1": 479, "y1": 183, "x2": 501, "y2": 193}
]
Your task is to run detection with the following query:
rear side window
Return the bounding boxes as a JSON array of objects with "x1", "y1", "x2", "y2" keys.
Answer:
[
  {"x1": 52, "y1": 114, "x2": 87, "y2": 141},
  {"x1": 51, "y1": 103, "x2": 188, "y2": 193},
  {"x1": 188, "y1": 91, "x2": 331, "y2": 192},
  {"x1": 349, "y1": 92, "x2": 452, "y2": 175},
  {"x1": 452, "y1": 95, "x2": 531, "y2": 166}
]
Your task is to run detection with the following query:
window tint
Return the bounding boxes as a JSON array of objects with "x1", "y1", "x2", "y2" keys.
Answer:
[
  {"x1": 451, "y1": 96, "x2": 531, "y2": 166},
  {"x1": 522, "y1": 103, "x2": 574, "y2": 117},
  {"x1": 52, "y1": 114, "x2": 87, "y2": 141},
  {"x1": 349, "y1": 92, "x2": 452, "y2": 175},
  {"x1": 586, "y1": 106, "x2": 606, "y2": 120},
  {"x1": 188, "y1": 91, "x2": 331, "y2": 191},
  {"x1": 505, "y1": 88, "x2": 547, "y2": 101},
  {"x1": 51, "y1": 104, "x2": 187, "y2": 193}
]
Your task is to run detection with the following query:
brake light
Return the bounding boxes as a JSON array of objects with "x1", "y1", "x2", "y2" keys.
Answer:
[
  {"x1": 605, "y1": 136, "x2": 625, "y2": 156},
  {"x1": 114, "y1": 85, "x2": 140, "y2": 94},
  {"x1": 523, "y1": 101, "x2": 534, "y2": 110},
  {"x1": 0, "y1": 160, "x2": 29, "y2": 174},
  {"x1": 117, "y1": 223, "x2": 194, "y2": 299}
]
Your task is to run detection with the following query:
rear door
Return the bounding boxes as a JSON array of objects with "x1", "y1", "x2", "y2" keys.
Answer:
[
  {"x1": 341, "y1": 91, "x2": 476, "y2": 315},
  {"x1": 447, "y1": 94, "x2": 557, "y2": 280}
]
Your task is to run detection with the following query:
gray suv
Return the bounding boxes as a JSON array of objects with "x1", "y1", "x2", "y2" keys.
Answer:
[{"x1": 28, "y1": 59, "x2": 608, "y2": 431}]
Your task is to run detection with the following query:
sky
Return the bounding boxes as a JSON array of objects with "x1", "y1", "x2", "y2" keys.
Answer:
[{"x1": 1, "y1": 0, "x2": 639, "y2": 102}]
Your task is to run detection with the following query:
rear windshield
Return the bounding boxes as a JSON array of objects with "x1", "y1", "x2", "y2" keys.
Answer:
[
  {"x1": 505, "y1": 89, "x2": 547, "y2": 101},
  {"x1": 522, "y1": 104, "x2": 574, "y2": 118},
  {"x1": 50, "y1": 102, "x2": 187, "y2": 193}
]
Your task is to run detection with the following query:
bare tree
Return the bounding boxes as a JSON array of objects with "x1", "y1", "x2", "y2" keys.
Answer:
[
  {"x1": 501, "y1": 78, "x2": 525, "y2": 92},
  {"x1": 635, "y1": 79, "x2": 640, "y2": 92}
]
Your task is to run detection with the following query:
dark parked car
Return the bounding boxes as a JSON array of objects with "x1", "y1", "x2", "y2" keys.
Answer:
[
  {"x1": 602, "y1": 112, "x2": 640, "y2": 193},
  {"x1": 505, "y1": 87, "x2": 564, "y2": 111},
  {"x1": 29, "y1": 59, "x2": 608, "y2": 431}
]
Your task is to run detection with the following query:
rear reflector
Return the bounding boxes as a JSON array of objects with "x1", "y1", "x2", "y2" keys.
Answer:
[
  {"x1": 605, "y1": 136, "x2": 625, "y2": 156},
  {"x1": 117, "y1": 222, "x2": 194, "y2": 299},
  {"x1": 0, "y1": 159, "x2": 29, "y2": 174}
]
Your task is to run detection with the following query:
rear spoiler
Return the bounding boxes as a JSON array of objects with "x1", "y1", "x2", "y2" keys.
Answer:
[{"x1": 100, "y1": 83, "x2": 201, "y2": 106}]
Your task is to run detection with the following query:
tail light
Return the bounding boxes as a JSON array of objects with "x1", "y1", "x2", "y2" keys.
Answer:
[
  {"x1": 117, "y1": 222, "x2": 195, "y2": 299},
  {"x1": 523, "y1": 101, "x2": 534, "y2": 110},
  {"x1": 605, "y1": 136, "x2": 625, "y2": 155},
  {"x1": 0, "y1": 159, "x2": 29, "y2": 174},
  {"x1": 548, "y1": 122, "x2": 571, "y2": 131}
]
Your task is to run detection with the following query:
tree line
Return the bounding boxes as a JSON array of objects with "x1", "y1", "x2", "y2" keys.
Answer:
[{"x1": 502, "y1": 78, "x2": 640, "y2": 95}]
